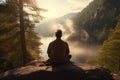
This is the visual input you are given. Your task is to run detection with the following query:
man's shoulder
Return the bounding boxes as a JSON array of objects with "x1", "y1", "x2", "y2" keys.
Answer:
[
  {"x1": 49, "y1": 40, "x2": 56, "y2": 44},
  {"x1": 49, "y1": 39, "x2": 68, "y2": 45},
  {"x1": 61, "y1": 40, "x2": 68, "y2": 45}
]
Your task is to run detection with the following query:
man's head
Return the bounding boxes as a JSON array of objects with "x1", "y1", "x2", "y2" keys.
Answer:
[{"x1": 55, "y1": 29, "x2": 62, "y2": 39}]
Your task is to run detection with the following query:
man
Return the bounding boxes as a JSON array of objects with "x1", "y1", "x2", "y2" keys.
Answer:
[{"x1": 47, "y1": 29, "x2": 71, "y2": 64}]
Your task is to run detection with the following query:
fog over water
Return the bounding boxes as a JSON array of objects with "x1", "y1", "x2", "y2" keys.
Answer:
[
  {"x1": 35, "y1": 19, "x2": 101, "y2": 63},
  {"x1": 34, "y1": 0, "x2": 95, "y2": 63},
  {"x1": 36, "y1": 19, "x2": 75, "y2": 60}
]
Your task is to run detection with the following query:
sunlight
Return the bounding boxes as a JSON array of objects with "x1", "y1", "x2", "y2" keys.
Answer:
[
  {"x1": 35, "y1": 0, "x2": 94, "y2": 61},
  {"x1": 36, "y1": 0, "x2": 64, "y2": 18},
  {"x1": 36, "y1": 0, "x2": 93, "y2": 18},
  {"x1": 0, "y1": 0, "x2": 119, "y2": 76}
]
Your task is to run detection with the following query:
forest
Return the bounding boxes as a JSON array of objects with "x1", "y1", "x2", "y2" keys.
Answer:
[
  {"x1": 0, "y1": 0, "x2": 43, "y2": 73},
  {"x1": 0, "y1": 0, "x2": 120, "y2": 75},
  {"x1": 70, "y1": 0, "x2": 120, "y2": 73}
]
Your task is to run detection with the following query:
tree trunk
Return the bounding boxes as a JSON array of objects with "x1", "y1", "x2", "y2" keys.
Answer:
[{"x1": 19, "y1": 0, "x2": 27, "y2": 65}]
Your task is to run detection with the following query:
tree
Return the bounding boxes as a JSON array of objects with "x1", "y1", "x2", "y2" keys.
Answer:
[
  {"x1": 19, "y1": 0, "x2": 28, "y2": 65},
  {"x1": 18, "y1": 0, "x2": 45, "y2": 65},
  {"x1": 97, "y1": 20, "x2": 120, "y2": 73},
  {"x1": 0, "y1": 0, "x2": 44, "y2": 73}
]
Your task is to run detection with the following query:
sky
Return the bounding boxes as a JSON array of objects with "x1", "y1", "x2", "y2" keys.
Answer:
[
  {"x1": 36, "y1": 0, "x2": 93, "y2": 18},
  {"x1": 35, "y1": 0, "x2": 94, "y2": 61}
]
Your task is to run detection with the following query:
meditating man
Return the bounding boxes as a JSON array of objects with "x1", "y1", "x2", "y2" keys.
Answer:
[{"x1": 47, "y1": 29, "x2": 71, "y2": 64}]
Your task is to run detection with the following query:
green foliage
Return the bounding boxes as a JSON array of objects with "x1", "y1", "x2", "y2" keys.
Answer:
[
  {"x1": 86, "y1": 58, "x2": 98, "y2": 66},
  {"x1": 97, "y1": 21, "x2": 120, "y2": 73},
  {"x1": 0, "y1": 0, "x2": 43, "y2": 73},
  {"x1": 72, "y1": 0, "x2": 120, "y2": 72},
  {"x1": 72, "y1": 0, "x2": 120, "y2": 45}
]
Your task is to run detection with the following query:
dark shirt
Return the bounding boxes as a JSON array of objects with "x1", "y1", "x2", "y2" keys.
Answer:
[{"x1": 47, "y1": 39, "x2": 70, "y2": 63}]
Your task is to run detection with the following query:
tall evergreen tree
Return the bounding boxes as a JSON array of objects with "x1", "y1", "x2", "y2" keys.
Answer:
[{"x1": 0, "y1": 0, "x2": 44, "y2": 73}]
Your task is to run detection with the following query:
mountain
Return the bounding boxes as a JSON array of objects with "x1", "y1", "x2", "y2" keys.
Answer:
[
  {"x1": 55, "y1": 13, "x2": 77, "y2": 23},
  {"x1": 68, "y1": 0, "x2": 120, "y2": 45},
  {"x1": 35, "y1": 13, "x2": 77, "y2": 37}
]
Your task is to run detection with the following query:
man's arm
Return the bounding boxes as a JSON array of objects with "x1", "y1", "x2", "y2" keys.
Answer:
[
  {"x1": 66, "y1": 43, "x2": 70, "y2": 55},
  {"x1": 47, "y1": 43, "x2": 52, "y2": 58}
]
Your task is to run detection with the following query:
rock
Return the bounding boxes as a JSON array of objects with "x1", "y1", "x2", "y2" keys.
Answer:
[
  {"x1": 0, "y1": 61, "x2": 115, "y2": 80},
  {"x1": 85, "y1": 67, "x2": 114, "y2": 80},
  {"x1": 113, "y1": 74, "x2": 120, "y2": 80}
]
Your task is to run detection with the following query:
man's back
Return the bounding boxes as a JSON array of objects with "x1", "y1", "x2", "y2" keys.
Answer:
[{"x1": 47, "y1": 39, "x2": 70, "y2": 63}]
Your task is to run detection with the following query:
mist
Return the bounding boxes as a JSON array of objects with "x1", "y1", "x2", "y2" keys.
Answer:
[{"x1": 35, "y1": 18, "x2": 101, "y2": 63}]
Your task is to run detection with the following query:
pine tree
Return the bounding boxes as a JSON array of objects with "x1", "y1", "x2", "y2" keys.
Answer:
[
  {"x1": 97, "y1": 20, "x2": 120, "y2": 73},
  {"x1": 0, "y1": 0, "x2": 44, "y2": 73}
]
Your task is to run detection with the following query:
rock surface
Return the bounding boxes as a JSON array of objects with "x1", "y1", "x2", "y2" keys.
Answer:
[{"x1": 0, "y1": 61, "x2": 115, "y2": 80}]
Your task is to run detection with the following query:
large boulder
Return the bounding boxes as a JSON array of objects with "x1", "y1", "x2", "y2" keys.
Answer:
[
  {"x1": 85, "y1": 67, "x2": 114, "y2": 80},
  {"x1": 0, "y1": 61, "x2": 115, "y2": 80}
]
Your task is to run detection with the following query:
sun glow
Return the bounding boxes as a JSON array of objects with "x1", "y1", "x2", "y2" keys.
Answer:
[
  {"x1": 36, "y1": 0, "x2": 66, "y2": 18},
  {"x1": 36, "y1": 0, "x2": 93, "y2": 18},
  {"x1": 35, "y1": 0, "x2": 93, "y2": 61}
]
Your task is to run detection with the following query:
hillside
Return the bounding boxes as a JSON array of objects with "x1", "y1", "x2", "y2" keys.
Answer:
[{"x1": 68, "y1": 0, "x2": 120, "y2": 45}]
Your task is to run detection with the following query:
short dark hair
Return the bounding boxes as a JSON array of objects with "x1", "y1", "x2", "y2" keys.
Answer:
[{"x1": 55, "y1": 29, "x2": 62, "y2": 38}]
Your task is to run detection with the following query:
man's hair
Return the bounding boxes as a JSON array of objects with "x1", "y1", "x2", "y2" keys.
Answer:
[{"x1": 55, "y1": 29, "x2": 62, "y2": 38}]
